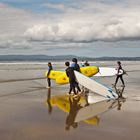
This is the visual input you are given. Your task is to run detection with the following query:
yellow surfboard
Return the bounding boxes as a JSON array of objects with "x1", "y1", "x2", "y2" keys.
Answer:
[
  {"x1": 45, "y1": 70, "x2": 64, "y2": 80},
  {"x1": 80, "y1": 66, "x2": 99, "y2": 77},
  {"x1": 45, "y1": 94, "x2": 100, "y2": 125},
  {"x1": 45, "y1": 66, "x2": 99, "y2": 85}
]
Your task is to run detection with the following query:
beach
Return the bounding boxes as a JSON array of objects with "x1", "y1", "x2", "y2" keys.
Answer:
[{"x1": 0, "y1": 61, "x2": 140, "y2": 140}]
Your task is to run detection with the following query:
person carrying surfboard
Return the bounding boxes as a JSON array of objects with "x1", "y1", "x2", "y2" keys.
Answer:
[
  {"x1": 46, "y1": 62, "x2": 53, "y2": 88},
  {"x1": 114, "y1": 61, "x2": 125, "y2": 87},
  {"x1": 71, "y1": 58, "x2": 81, "y2": 93},
  {"x1": 71, "y1": 58, "x2": 81, "y2": 72},
  {"x1": 65, "y1": 61, "x2": 81, "y2": 95}
]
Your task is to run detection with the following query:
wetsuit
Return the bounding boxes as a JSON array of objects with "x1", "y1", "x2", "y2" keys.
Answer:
[
  {"x1": 71, "y1": 63, "x2": 80, "y2": 72},
  {"x1": 115, "y1": 65, "x2": 125, "y2": 86},
  {"x1": 84, "y1": 62, "x2": 90, "y2": 66},
  {"x1": 71, "y1": 63, "x2": 81, "y2": 92},
  {"x1": 66, "y1": 67, "x2": 77, "y2": 94},
  {"x1": 47, "y1": 65, "x2": 53, "y2": 87}
]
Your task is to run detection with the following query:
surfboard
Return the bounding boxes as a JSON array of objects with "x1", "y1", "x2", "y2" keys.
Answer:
[
  {"x1": 74, "y1": 71, "x2": 118, "y2": 99},
  {"x1": 80, "y1": 66, "x2": 99, "y2": 77},
  {"x1": 45, "y1": 66, "x2": 99, "y2": 85},
  {"x1": 94, "y1": 67, "x2": 124, "y2": 77},
  {"x1": 55, "y1": 73, "x2": 69, "y2": 84},
  {"x1": 45, "y1": 70, "x2": 64, "y2": 80},
  {"x1": 75, "y1": 99, "x2": 119, "y2": 123}
]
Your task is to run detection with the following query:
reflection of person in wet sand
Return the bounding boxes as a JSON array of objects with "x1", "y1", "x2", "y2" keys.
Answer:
[
  {"x1": 108, "y1": 86, "x2": 126, "y2": 110},
  {"x1": 116, "y1": 86, "x2": 126, "y2": 110},
  {"x1": 65, "y1": 96, "x2": 82, "y2": 131},
  {"x1": 115, "y1": 86, "x2": 126, "y2": 110},
  {"x1": 117, "y1": 99, "x2": 126, "y2": 111},
  {"x1": 115, "y1": 86, "x2": 125, "y2": 99},
  {"x1": 84, "y1": 91, "x2": 90, "y2": 106},
  {"x1": 46, "y1": 88, "x2": 52, "y2": 114}
]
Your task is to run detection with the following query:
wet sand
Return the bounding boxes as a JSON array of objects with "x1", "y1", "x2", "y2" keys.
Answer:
[{"x1": 0, "y1": 61, "x2": 140, "y2": 140}]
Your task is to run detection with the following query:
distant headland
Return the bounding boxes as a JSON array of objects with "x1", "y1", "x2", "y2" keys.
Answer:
[{"x1": 0, "y1": 55, "x2": 140, "y2": 61}]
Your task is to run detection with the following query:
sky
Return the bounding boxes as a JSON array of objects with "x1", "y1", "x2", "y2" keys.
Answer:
[{"x1": 0, "y1": 0, "x2": 140, "y2": 57}]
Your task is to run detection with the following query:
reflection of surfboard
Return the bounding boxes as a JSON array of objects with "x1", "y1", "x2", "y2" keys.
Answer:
[
  {"x1": 75, "y1": 100, "x2": 118, "y2": 123},
  {"x1": 94, "y1": 67, "x2": 124, "y2": 77},
  {"x1": 45, "y1": 66, "x2": 99, "y2": 85},
  {"x1": 46, "y1": 94, "x2": 99, "y2": 125},
  {"x1": 88, "y1": 93, "x2": 108, "y2": 104},
  {"x1": 74, "y1": 71, "x2": 118, "y2": 99}
]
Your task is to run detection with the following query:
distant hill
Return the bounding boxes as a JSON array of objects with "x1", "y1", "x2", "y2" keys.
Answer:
[{"x1": 0, "y1": 55, "x2": 140, "y2": 61}]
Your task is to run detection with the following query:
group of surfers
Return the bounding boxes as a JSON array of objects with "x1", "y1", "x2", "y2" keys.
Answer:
[
  {"x1": 46, "y1": 59, "x2": 126, "y2": 131},
  {"x1": 46, "y1": 58, "x2": 125, "y2": 96}
]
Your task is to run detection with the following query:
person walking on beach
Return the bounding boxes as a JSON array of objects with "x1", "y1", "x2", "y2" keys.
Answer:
[
  {"x1": 114, "y1": 61, "x2": 125, "y2": 87},
  {"x1": 71, "y1": 58, "x2": 81, "y2": 93},
  {"x1": 46, "y1": 62, "x2": 53, "y2": 88},
  {"x1": 65, "y1": 61, "x2": 80, "y2": 95}
]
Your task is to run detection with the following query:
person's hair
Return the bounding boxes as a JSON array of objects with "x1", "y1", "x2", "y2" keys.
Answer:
[
  {"x1": 65, "y1": 61, "x2": 70, "y2": 66},
  {"x1": 72, "y1": 58, "x2": 78, "y2": 63},
  {"x1": 117, "y1": 61, "x2": 121, "y2": 65},
  {"x1": 48, "y1": 62, "x2": 52, "y2": 66}
]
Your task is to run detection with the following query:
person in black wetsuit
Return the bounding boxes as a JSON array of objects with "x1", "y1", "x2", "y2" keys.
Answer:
[
  {"x1": 65, "y1": 61, "x2": 80, "y2": 95},
  {"x1": 84, "y1": 60, "x2": 90, "y2": 66},
  {"x1": 46, "y1": 62, "x2": 53, "y2": 88},
  {"x1": 114, "y1": 61, "x2": 125, "y2": 87},
  {"x1": 70, "y1": 58, "x2": 81, "y2": 93}
]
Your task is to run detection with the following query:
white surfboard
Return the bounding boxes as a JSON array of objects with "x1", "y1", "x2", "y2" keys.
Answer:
[
  {"x1": 74, "y1": 71, "x2": 118, "y2": 99},
  {"x1": 75, "y1": 99, "x2": 118, "y2": 123},
  {"x1": 94, "y1": 67, "x2": 124, "y2": 77}
]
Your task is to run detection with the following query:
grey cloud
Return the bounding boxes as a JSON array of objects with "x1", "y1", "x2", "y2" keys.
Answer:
[{"x1": 1, "y1": 1, "x2": 140, "y2": 51}]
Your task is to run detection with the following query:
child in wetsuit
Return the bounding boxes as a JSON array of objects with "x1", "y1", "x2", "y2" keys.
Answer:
[
  {"x1": 65, "y1": 61, "x2": 80, "y2": 95},
  {"x1": 46, "y1": 62, "x2": 53, "y2": 88}
]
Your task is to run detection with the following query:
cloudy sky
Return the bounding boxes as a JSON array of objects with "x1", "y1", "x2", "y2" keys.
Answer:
[{"x1": 0, "y1": 0, "x2": 140, "y2": 57}]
